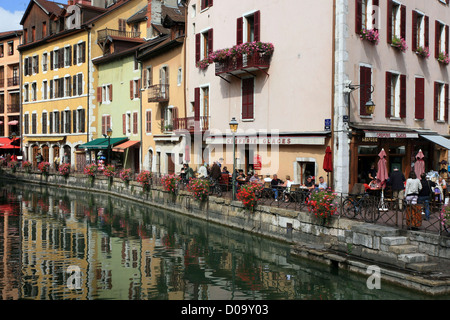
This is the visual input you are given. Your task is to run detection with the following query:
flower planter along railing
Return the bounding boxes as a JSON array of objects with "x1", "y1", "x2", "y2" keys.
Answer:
[{"x1": 196, "y1": 41, "x2": 274, "y2": 75}]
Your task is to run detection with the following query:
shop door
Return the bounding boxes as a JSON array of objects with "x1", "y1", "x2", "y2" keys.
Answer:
[
  {"x1": 32, "y1": 146, "x2": 39, "y2": 168},
  {"x1": 167, "y1": 153, "x2": 175, "y2": 175},
  {"x1": 134, "y1": 148, "x2": 140, "y2": 173},
  {"x1": 42, "y1": 145, "x2": 49, "y2": 163},
  {"x1": 76, "y1": 152, "x2": 86, "y2": 172}
]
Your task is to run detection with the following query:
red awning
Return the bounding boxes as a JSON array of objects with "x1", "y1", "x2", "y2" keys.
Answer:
[{"x1": 112, "y1": 140, "x2": 140, "y2": 153}]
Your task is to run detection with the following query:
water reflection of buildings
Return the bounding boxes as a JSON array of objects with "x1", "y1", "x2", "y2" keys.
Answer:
[{"x1": 6, "y1": 184, "x2": 301, "y2": 300}]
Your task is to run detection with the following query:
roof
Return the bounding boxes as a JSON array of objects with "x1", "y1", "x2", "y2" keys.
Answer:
[
  {"x1": 127, "y1": 4, "x2": 148, "y2": 24},
  {"x1": 161, "y1": 4, "x2": 185, "y2": 24},
  {"x1": 137, "y1": 35, "x2": 184, "y2": 60},
  {"x1": 112, "y1": 140, "x2": 140, "y2": 152},
  {"x1": 0, "y1": 30, "x2": 23, "y2": 41},
  {"x1": 20, "y1": 0, "x2": 67, "y2": 25}
]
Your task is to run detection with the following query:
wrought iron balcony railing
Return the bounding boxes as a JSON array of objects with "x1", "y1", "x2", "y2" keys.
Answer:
[
  {"x1": 148, "y1": 84, "x2": 170, "y2": 103},
  {"x1": 97, "y1": 28, "x2": 141, "y2": 42},
  {"x1": 215, "y1": 53, "x2": 272, "y2": 76},
  {"x1": 7, "y1": 104, "x2": 20, "y2": 113},
  {"x1": 173, "y1": 116, "x2": 210, "y2": 133}
]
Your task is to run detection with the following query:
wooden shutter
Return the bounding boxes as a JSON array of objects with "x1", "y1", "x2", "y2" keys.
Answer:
[
  {"x1": 24, "y1": 114, "x2": 29, "y2": 134},
  {"x1": 237, "y1": 17, "x2": 243, "y2": 45},
  {"x1": 58, "y1": 49, "x2": 64, "y2": 68},
  {"x1": 73, "y1": 75, "x2": 77, "y2": 96},
  {"x1": 360, "y1": 66, "x2": 371, "y2": 116},
  {"x1": 102, "y1": 115, "x2": 106, "y2": 136},
  {"x1": 60, "y1": 111, "x2": 63, "y2": 133},
  {"x1": 137, "y1": 79, "x2": 141, "y2": 98},
  {"x1": 195, "y1": 33, "x2": 201, "y2": 63},
  {"x1": 425, "y1": 16, "x2": 429, "y2": 48},
  {"x1": 436, "y1": 21, "x2": 441, "y2": 59},
  {"x1": 355, "y1": 0, "x2": 362, "y2": 34},
  {"x1": 242, "y1": 78, "x2": 254, "y2": 120},
  {"x1": 400, "y1": 5, "x2": 406, "y2": 40},
  {"x1": 49, "y1": 113, "x2": 53, "y2": 134},
  {"x1": 208, "y1": 29, "x2": 213, "y2": 54},
  {"x1": 446, "y1": 25, "x2": 450, "y2": 57},
  {"x1": 385, "y1": 72, "x2": 392, "y2": 118},
  {"x1": 36, "y1": 55, "x2": 39, "y2": 74},
  {"x1": 80, "y1": 109, "x2": 85, "y2": 133},
  {"x1": 434, "y1": 82, "x2": 439, "y2": 121},
  {"x1": 412, "y1": 11, "x2": 417, "y2": 52},
  {"x1": 130, "y1": 81, "x2": 134, "y2": 100},
  {"x1": 133, "y1": 112, "x2": 138, "y2": 134},
  {"x1": 143, "y1": 70, "x2": 147, "y2": 88},
  {"x1": 107, "y1": 116, "x2": 111, "y2": 134},
  {"x1": 415, "y1": 78, "x2": 425, "y2": 120},
  {"x1": 108, "y1": 84, "x2": 113, "y2": 102},
  {"x1": 24, "y1": 58, "x2": 28, "y2": 76},
  {"x1": 81, "y1": 42, "x2": 86, "y2": 63},
  {"x1": 194, "y1": 87, "x2": 200, "y2": 121},
  {"x1": 146, "y1": 111, "x2": 151, "y2": 133},
  {"x1": 78, "y1": 74, "x2": 82, "y2": 95},
  {"x1": 97, "y1": 87, "x2": 102, "y2": 102},
  {"x1": 50, "y1": 51, "x2": 53, "y2": 70},
  {"x1": 254, "y1": 10, "x2": 261, "y2": 42},
  {"x1": 123, "y1": 114, "x2": 126, "y2": 135},
  {"x1": 73, "y1": 110, "x2": 77, "y2": 133},
  {"x1": 400, "y1": 74, "x2": 406, "y2": 118},
  {"x1": 73, "y1": 44, "x2": 77, "y2": 65},
  {"x1": 67, "y1": 111, "x2": 71, "y2": 133},
  {"x1": 387, "y1": 0, "x2": 392, "y2": 44},
  {"x1": 445, "y1": 84, "x2": 449, "y2": 123}
]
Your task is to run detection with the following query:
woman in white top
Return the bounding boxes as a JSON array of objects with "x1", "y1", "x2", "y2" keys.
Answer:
[
  {"x1": 405, "y1": 171, "x2": 422, "y2": 205},
  {"x1": 282, "y1": 175, "x2": 294, "y2": 202}
]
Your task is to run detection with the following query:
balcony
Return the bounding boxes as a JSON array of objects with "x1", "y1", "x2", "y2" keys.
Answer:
[
  {"x1": 148, "y1": 84, "x2": 170, "y2": 103},
  {"x1": 215, "y1": 53, "x2": 272, "y2": 76},
  {"x1": 7, "y1": 104, "x2": 19, "y2": 113},
  {"x1": 173, "y1": 116, "x2": 210, "y2": 133},
  {"x1": 97, "y1": 28, "x2": 141, "y2": 42},
  {"x1": 7, "y1": 77, "x2": 19, "y2": 87}
]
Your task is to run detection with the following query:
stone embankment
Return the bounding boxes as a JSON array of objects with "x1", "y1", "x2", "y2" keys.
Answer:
[{"x1": 4, "y1": 170, "x2": 450, "y2": 295}]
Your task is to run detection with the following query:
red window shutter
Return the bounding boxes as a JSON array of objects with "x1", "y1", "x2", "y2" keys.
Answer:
[
  {"x1": 107, "y1": 115, "x2": 111, "y2": 133},
  {"x1": 415, "y1": 78, "x2": 425, "y2": 120},
  {"x1": 123, "y1": 114, "x2": 126, "y2": 134},
  {"x1": 210, "y1": 0, "x2": 213, "y2": 6},
  {"x1": 97, "y1": 87, "x2": 102, "y2": 102},
  {"x1": 130, "y1": 80, "x2": 134, "y2": 100},
  {"x1": 412, "y1": 11, "x2": 417, "y2": 52},
  {"x1": 355, "y1": 0, "x2": 362, "y2": 34},
  {"x1": 195, "y1": 33, "x2": 201, "y2": 63},
  {"x1": 400, "y1": 74, "x2": 406, "y2": 118},
  {"x1": 435, "y1": 21, "x2": 440, "y2": 59},
  {"x1": 242, "y1": 78, "x2": 254, "y2": 120},
  {"x1": 400, "y1": 5, "x2": 406, "y2": 40},
  {"x1": 445, "y1": 84, "x2": 449, "y2": 123},
  {"x1": 102, "y1": 116, "x2": 106, "y2": 136},
  {"x1": 434, "y1": 82, "x2": 439, "y2": 121},
  {"x1": 146, "y1": 111, "x2": 151, "y2": 133},
  {"x1": 108, "y1": 84, "x2": 112, "y2": 102},
  {"x1": 254, "y1": 10, "x2": 261, "y2": 42},
  {"x1": 385, "y1": 72, "x2": 392, "y2": 118},
  {"x1": 201, "y1": 0, "x2": 205, "y2": 10},
  {"x1": 194, "y1": 87, "x2": 200, "y2": 121},
  {"x1": 237, "y1": 17, "x2": 243, "y2": 45},
  {"x1": 446, "y1": 25, "x2": 449, "y2": 56},
  {"x1": 208, "y1": 29, "x2": 213, "y2": 54},
  {"x1": 425, "y1": 16, "x2": 429, "y2": 48},
  {"x1": 137, "y1": 79, "x2": 141, "y2": 98},
  {"x1": 360, "y1": 66, "x2": 371, "y2": 116},
  {"x1": 387, "y1": 0, "x2": 393, "y2": 44},
  {"x1": 133, "y1": 112, "x2": 138, "y2": 134}
]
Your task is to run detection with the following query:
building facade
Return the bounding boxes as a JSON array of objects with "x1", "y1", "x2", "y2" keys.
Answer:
[{"x1": 334, "y1": 0, "x2": 450, "y2": 193}]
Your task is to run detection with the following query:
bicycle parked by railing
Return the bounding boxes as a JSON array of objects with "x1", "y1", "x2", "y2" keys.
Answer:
[
  {"x1": 341, "y1": 192, "x2": 380, "y2": 223},
  {"x1": 209, "y1": 177, "x2": 222, "y2": 197}
]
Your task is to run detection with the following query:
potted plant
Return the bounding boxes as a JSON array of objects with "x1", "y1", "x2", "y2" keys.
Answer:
[
  {"x1": 119, "y1": 168, "x2": 133, "y2": 186},
  {"x1": 38, "y1": 162, "x2": 51, "y2": 176},
  {"x1": 59, "y1": 163, "x2": 71, "y2": 178},
  {"x1": 236, "y1": 183, "x2": 264, "y2": 212},
  {"x1": 438, "y1": 51, "x2": 450, "y2": 65},
  {"x1": 84, "y1": 163, "x2": 98, "y2": 184},
  {"x1": 416, "y1": 46, "x2": 430, "y2": 58},
  {"x1": 307, "y1": 189, "x2": 338, "y2": 225},
  {"x1": 8, "y1": 160, "x2": 17, "y2": 173},
  {"x1": 391, "y1": 36, "x2": 408, "y2": 52},
  {"x1": 22, "y1": 160, "x2": 32, "y2": 173},
  {"x1": 187, "y1": 178, "x2": 210, "y2": 202},
  {"x1": 137, "y1": 171, "x2": 153, "y2": 192},
  {"x1": 360, "y1": 28, "x2": 379, "y2": 44},
  {"x1": 161, "y1": 174, "x2": 180, "y2": 196}
]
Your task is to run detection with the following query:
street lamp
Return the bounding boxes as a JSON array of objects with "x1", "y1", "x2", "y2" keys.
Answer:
[
  {"x1": 229, "y1": 117, "x2": 238, "y2": 201},
  {"x1": 9, "y1": 132, "x2": 16, "y2": 158},
  {"x1": 103, "y1": 128, "x2": 112, "y2": 165},
  {"x1": 345, "y1": 83, "x2": 376, "y2": 116}
]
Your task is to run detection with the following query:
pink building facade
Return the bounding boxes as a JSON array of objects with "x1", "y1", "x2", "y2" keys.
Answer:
[{"x1": 185, "y1": 0, "x2": 335, "y2": 184}]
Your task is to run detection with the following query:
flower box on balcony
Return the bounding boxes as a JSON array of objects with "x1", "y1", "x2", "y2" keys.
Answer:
[
  {"x1": 438, "y1": 52, "x2": 450, "y2": 65},
  {"x1": 391, "y1": 36, "x2": 408, "y2": 52},
  {"x1": 360, "y1": 28, "x2": 379, "y2": 44},
  {"x1": 416, "y1": 46, "x2": 430, "y2": 59}
]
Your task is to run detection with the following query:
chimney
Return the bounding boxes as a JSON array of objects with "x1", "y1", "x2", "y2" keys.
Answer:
[{"x1": 147, "y1": 0, "x2": 152, "y2": 29}]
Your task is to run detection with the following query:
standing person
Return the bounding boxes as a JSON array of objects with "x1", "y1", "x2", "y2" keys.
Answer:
[
  {"x1": 405, "y1": 171, "x2": 422, "y2": 205},
  {"x1": 210, "y1": 161, "x2": 221, "y2": 183},
  {"x1": 389, "y1": 167, "x2": 406, "y2": 209},
  {"x1": 367, "y1": 163, "x2": 377, "y2": 181},
  {"x1": 35, "y1": 150, "x2": 43, "y2": 168},
  {"x1": 63, "y1": 152, "x2": 70, "y2": 164},
  {"x1": 54, "y1": 154, "x2": 60, "y2": 171},
  {"x1": 418, "y1": 173, "x2": 434, "y2": 221}
]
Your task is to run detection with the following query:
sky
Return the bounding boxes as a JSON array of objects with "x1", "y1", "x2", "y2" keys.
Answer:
[{"x1": 0, "y1": 0, "x2": 31, "y2": 32}]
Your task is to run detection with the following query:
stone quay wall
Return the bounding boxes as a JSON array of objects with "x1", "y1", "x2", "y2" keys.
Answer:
[{"x1": 4, "y1": 170, "x2": 450, "y2": 294}]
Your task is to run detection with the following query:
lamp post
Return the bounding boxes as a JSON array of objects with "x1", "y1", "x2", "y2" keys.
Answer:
[
  {"x1": 104, "y1": 128, "x2": 112, "y2": 165},
  {"x1": 9, "y1": 132, "x2": 16, "y2": 158},
  {"x1": 344, "y1": 83, "x2": 376, "y2": 138},
  {"x1": 229, "y1": 118, "x2": 238, "y2": 201}
]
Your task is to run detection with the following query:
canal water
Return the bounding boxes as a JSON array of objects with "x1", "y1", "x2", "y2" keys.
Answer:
[{"x1": 0, "y1": 180, "x2": 448, "y2": 301}]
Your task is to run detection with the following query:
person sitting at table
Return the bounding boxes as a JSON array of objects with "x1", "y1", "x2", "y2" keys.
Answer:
[
  {"x1": 198, "y1": 163, "x2": 208, "y2": 179},
  {"x1": 236, "y1": 170, "x2": 246, "y2": 182},
  {"x1": 271, "y1": 174, "x2": 283, "y2": 201},
  {"x1": 316, "y1": 176, "x2": 328, "y2": 191},
  {"x1": 249, "y1": 172, "x2": 262, "y2": 184},
  {"x1": 282, "y1": 175, "x2": 294, "y2": 202},
  {"x1": 222, "y1": 166, "x2": 230, "y2": 175},
  {"x1": 303, "y1": 176, "x2": 315, "y2": 191}
]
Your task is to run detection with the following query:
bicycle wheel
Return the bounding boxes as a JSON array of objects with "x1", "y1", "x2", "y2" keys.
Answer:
[
  {"x1": 342, "y1": 198, "x2": 357, "y2": 219},
  {"x1": 362, "y1": 197, "x2": 380, "y2": 223},
  {"x1": 215, "y1": 184, "x2": 222, "y2": 197}
]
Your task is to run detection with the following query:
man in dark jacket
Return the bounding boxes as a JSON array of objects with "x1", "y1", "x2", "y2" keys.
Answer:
[
  {"x1": 389, "y1": 167, "x2": 406, "y2": 209},
  {"x1": 418, "y1": 173, "x2": 434, "y2": 221},
  {"x1": 210, "y1": 161, "x2": 222, "y2": 183}
]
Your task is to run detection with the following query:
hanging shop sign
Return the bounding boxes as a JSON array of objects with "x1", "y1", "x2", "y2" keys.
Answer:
[{"x1": 364, "y1": 131, "x2": 419, "y2": 139}]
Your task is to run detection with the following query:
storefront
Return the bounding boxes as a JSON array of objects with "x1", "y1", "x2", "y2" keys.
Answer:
[{"x1": 349, "y1": 126, "x2": 450, "y2": 187}]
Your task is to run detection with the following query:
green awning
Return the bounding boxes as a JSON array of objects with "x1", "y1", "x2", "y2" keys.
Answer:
[{"x1": 79, "y1": 137, "x2": 129, "y2": 150}]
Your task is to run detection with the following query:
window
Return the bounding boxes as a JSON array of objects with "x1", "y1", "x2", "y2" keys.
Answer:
[
  {"x1": 64, "y1": 46, "x2": 72, "y2": 67},
  {"x1": 42, "y1": 22, "x2": 47, "y2": 39},
  {"x1": 51, "y1": 78, "x2": 64, "y2": 98},
  {"x1": 415, "y1": 77, "x2": 425, "y2": 120},
  {"x1": 237, "y1": 11, "x2": 261, "y2": 44},
  {"x1": 73, "y1": 42, "x2": 86, "y2": 64},
  {"x1": 31, "y1": 82, "x2": 37, "y2": 101},
  {"x1": 146, "y1": 110, "x2": 152, "y2": 133},
  {"x1": 359, "y1": 66, "x2": 372, "y2": 116},
  {"x1": 102, "y1": 115, "x2": 111, "y2": 136},
  {"x1": 31, "y1": 27, "x2": 36, "y2": 42},
  {"x1": 355, "y1": 0, "x2": 379, "y2": 34},
  {"x1": 200, "y1": 0, "x2": 213, "y2": 11},
  {"x1": 75, "y1": 109, "x2": 86, "y2": 133},
  {"x1": 24, "y1": 114, "x2": 29, "y2": 134},
  {"x1": 118, "y1": 19, "x2": 126, "y2": 32},
  {"x1": 412, "y1": 11, "x2": 429, "y2": 52},
  {"x1": 195, "y1": 29, "x2": 213, "y2": 64},
  {"x1": 65, "y1": 77, "x2": 71, "y2": 97},
  {"x1": 7, "y1": 41, "x2": 13, "y2": 55},
  {"x1": 24, "y1": 84, "x2": 29, "y2": 102},
  {"x1": 133, "y1": 112, "x2": 138, "y2": 134},
  {"x1": 73, "y1": 74, "x2": 83, "y2": 96},
  {"x1": 42, "y1": 53, "x2": 48, "y2": 72},
  {"x1": 32, "y1": 56, "x2": 39, "y2": 74},
  {"x1": 177, "y1": 67, "x2": 182, "y2": 86},
  {"x1": 242, "y1": 78, "x2": 254, "y2": 120},
  {"x1": 0, "y1": 44, "x2": 3, "y2": 57},
  {"x1": 63, "y1": 110, "x2": 71, "y2": 133},
  {"x1": 435, "y1": 20, "x2": 449, "y2": 59},
  {"x1": 143, "y1": 66, "x2": 152, "y2": 88},
  {"x1": 387, "y1": 1, "x2": 406, "y2": 44},
  {"x1": 98, "y1": 84, "x2": 112, "y2": 103},
  {"x1": 130, "y1": 79, "x2": 140, "y2": 99},
  {"x1": 42, "y1": 81, "x2": 48, "y2": 100},
  {"x1": 434, "y1": 82, "x2": 449, "y2": 122},
  {"x1": 385, "y1": 72, "x2": 406, "y2": 118}
]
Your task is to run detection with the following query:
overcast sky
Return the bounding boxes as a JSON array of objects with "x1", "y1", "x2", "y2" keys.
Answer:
[{"x1": 0, "y1": 1, "x2": 29, "y2": 32}]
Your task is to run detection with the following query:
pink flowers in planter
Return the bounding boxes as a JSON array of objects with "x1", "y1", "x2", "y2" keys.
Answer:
[
  {"x1": 438, "y1": 52, "x2": 450, "y2": 65},
  {"x1": 391, "y1": 36, "x2": 408, "y2": 52},
  {"x1": 38, "y1": 162, "x2": 51, "y2": 175},
  {"x1": 416, "y1": 46, "x2": 430, "y2": 58},
  {"x1": 360, "y1": 28, "x2": 379, "y2": 44},
  {"x1": 59, "y1": 163, "x2": 71, "y2": 177},
  {"x1": 103, "y1": 165, "x2": 116, "y2": 178},
  {"x1": 137, "y1": 171, "x2": 153, "y2": 191},
  {"x1": 119, "y1": 168, "x2": 133, "y2": 183},
  {"x1": 160, "y1": 174, "x2": 180, "y2": 195},
  {"x1": 84, "y1": 163, "x2": 98, "y2": 177}
]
